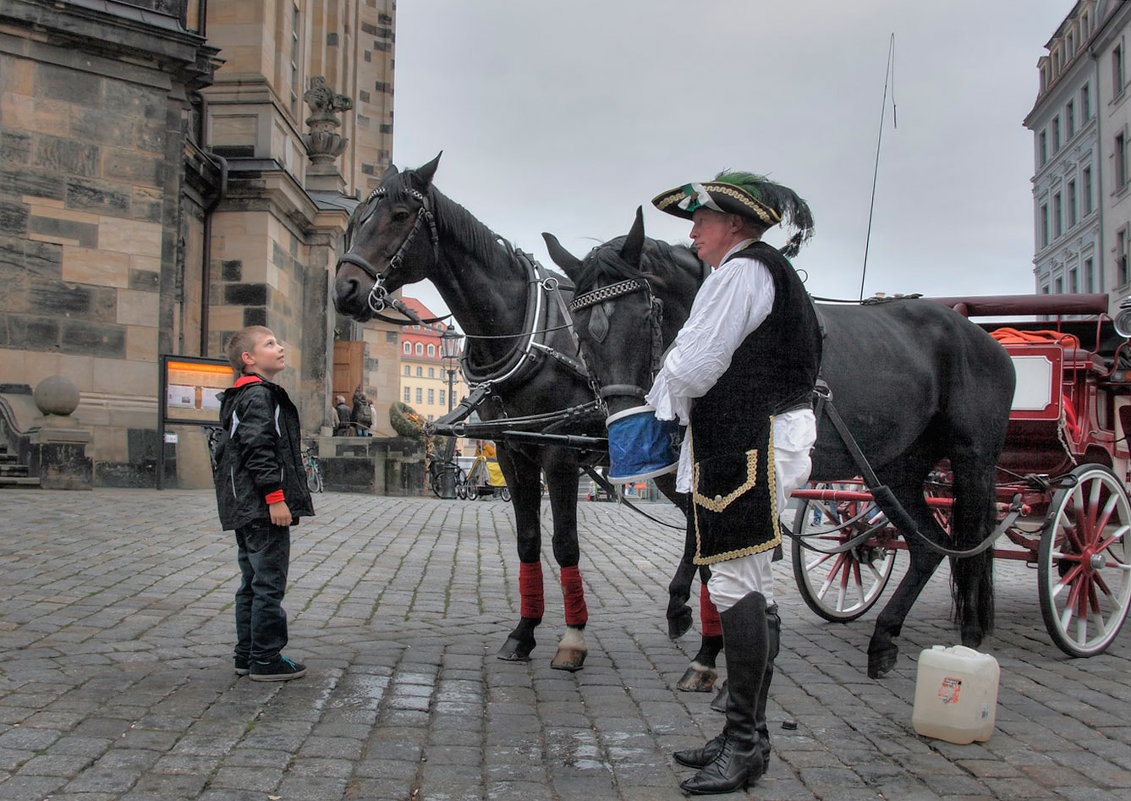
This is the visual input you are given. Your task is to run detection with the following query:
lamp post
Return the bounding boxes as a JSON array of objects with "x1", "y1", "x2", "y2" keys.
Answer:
[
  {"x1": 438, "y1": 327, "x2": 462, "y2": 499},
  {"x1": 440, "y1": 327, "x2": 461, "y2": 412}
]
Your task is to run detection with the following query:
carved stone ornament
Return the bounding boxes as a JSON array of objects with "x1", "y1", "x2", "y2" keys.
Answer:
[{"x1": 303, "y1": 76, "x2": 354, "y2": 164}]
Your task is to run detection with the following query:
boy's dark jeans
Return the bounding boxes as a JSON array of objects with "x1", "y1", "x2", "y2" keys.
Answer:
[{"x1": 234, "y1": 521, "x2": 290, "y2": 663}]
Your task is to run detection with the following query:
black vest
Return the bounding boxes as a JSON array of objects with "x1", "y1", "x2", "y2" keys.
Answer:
[{"x1": 688, "y1": 241, "x2": 822, "y2": 563}]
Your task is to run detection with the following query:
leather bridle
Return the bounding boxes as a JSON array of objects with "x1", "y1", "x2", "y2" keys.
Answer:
[
  {"x1": 569, "y1": 274, "x2": 666, "y2": 407},
  {"x1": 339, "y1": 185, "x2": 439, "y2": 316}
]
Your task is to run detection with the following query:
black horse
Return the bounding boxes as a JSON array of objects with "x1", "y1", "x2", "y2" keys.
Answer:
[
  {"x1": 543, "y1": 209, "x2": 1017, "y2": 678},
  {"x1": 332, "y1": 155, "x2": 714, "y2": 673}
]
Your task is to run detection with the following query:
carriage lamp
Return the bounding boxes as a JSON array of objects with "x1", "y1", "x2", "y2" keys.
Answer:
[{"x1": 1115, "y1": 296, "x2": 1131, "y2": 339}]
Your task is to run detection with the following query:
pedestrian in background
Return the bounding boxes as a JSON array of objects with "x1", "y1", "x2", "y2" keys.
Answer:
[{"x1": 334, "y1": 394, "x2": 352, "y2": 436}]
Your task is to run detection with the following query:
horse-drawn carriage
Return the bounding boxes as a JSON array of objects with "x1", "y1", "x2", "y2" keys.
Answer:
[
  {"x1": 332, "y1": 155, "x2": 1130, "y2": 680},
  {"x1": 792, "y1": 292, "x2": 1131, "y2": 659}
]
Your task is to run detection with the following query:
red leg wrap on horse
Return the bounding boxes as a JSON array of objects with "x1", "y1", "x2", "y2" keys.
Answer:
[
  {"x1": 560, "y1": 565, "x2": 588, "y2": 626},
  {"x1": 700, "y1": 584, "x2": 722, "y2": 638},
  {"x1": 519, "y1": 561, "x2": 544, "y2": 619}
]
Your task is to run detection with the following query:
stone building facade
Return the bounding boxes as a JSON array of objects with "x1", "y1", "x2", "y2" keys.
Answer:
[
  {"x1": 1025, "y1": 0, "x2": 1106, "y2": 301},
  {"x1": 0, "y1": 0, "x2": 403, "y2": 487}
]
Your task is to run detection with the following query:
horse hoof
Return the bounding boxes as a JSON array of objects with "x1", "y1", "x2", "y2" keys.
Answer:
[
  {"x1": 867, "y1": 645, "x2": 899, "y2": 679},
  {"x1": 676, "y1": 664, "x2": 717, "y2": 692},
  {"x1": 551, "y1": 647, "x2": 586, "y2": 671},
  {"x1": 668, "y1": 608, "x2": 693, "y2": 640},
  {"x1": 496, "y1": 636, "x2": 534, "y2": 662}
]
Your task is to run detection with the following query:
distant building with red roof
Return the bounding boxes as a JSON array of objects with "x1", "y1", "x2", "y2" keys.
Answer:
[{"x1": 399, "y1": 297, "x2": 467, "y2": 425}]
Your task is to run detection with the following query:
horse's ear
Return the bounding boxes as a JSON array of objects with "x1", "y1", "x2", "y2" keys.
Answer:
[
  {"x1": 619, "y1": 206, "x2": 646, "y2": 268},
  {"x1": 412, "y1": 152, "x2": 442, "y2": 189},
  {"x1": 380, "y1": 163, "x2": 399, "y2": 182},
  {"x1": 542, "y1": 233, "x2": 583, "y2": 279}
]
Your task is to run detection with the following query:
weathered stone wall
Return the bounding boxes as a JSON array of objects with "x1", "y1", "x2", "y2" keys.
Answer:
[{"x1": 0, "y1": 0, "x2": 216, "y2": 486}]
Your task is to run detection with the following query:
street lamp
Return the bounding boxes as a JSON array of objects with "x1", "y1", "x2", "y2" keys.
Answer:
[
  {"x1": 437, "y1": 326, "x2": 462, "y2": 500},
  {"x1": 440, "y1": 326, "x2": 461, "y2": 411}
]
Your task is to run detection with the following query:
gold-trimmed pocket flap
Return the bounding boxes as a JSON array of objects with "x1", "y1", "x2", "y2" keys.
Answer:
[{"x1": 692, "y1": 449, "x2": 758, "y2": 513}]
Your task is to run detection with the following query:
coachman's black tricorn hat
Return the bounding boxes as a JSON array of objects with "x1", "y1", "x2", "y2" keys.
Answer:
[{"x1": 651, "y1": 171, "x2": 815, "y2": 257}]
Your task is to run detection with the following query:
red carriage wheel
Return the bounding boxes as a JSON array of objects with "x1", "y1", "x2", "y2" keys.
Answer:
[
  {"x1": 791, "y1": 481, "x2": 899, "y2": 622},
  {"x1": 1038, "y1": 464, "x2": 1131, "y2": 657}
]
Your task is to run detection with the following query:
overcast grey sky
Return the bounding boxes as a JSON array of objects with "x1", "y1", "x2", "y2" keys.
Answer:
[{"x1": 389, "y1": 1, "x2": 1072, "y2": 315}]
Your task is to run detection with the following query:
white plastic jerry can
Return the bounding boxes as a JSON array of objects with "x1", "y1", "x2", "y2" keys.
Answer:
[{"x1": 911, "y1": 645, "x2": 1000, "y2": 744}]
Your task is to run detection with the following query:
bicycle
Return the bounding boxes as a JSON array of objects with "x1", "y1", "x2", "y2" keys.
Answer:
[
  {"x1": 302, "y1": 444, "x2": 324, "y2": 493},
  {"x1": 427, "y1": 459, "x2": 467, "y2": 499}
]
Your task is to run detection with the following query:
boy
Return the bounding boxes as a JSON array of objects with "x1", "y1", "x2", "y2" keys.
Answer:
[{"x1": 214, "y1": 326, "x2": 314, "y2": 681}]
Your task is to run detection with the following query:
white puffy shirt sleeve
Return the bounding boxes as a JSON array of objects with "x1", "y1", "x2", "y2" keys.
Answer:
[{"x1": 644, "y1": 256, "x2": 775, "y2": 424}]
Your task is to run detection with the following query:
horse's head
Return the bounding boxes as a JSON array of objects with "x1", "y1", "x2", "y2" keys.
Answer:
[
  {"x1": 333, "y1": 153, "x2": 443, "y2": 321},
  {"x1": 544, "y1": 208, "x2": 706, "y2": 420}
]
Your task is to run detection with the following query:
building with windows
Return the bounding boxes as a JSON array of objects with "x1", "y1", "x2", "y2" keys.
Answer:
[
  {"x1": 0, "y1": 0, "x2": 405, "y2": 487},
  {"x1": 1094, "y1": 0, "x2": 1131, "y2": 304},
  {"x1": 1025, "y1": 1, "x2": 1107, "y2": 301},
  {"x1": 398, "y1": 298, "x2": 467, "y2": 424}
]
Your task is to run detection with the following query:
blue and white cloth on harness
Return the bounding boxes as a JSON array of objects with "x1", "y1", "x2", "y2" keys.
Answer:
[{"x1": 606, "y1": 405, "x2": 681, "y2": 483}]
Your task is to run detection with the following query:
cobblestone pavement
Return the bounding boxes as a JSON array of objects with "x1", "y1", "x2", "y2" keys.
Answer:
[{"x1": 1, "y1": 489, "x2": 1130, "y2": 801}]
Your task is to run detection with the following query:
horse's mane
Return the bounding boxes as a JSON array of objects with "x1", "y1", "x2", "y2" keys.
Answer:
[
  {"x1": 573, "y1": 236, "x2": 704, "y2": 295},
  {"x1": 388, "y1": 170, "x2": 532, "y2": 270}
]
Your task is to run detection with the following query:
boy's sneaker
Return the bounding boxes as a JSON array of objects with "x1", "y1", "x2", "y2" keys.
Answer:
[
  {"x1": 234, "y1": 656, "x2": 250, "y2": 676},
  {"x1": 249, "y1": 655, "x2": 307, "y2": 682}
]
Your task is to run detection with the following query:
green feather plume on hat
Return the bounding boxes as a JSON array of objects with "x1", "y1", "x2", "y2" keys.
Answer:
[{"x1": 714, "y1": 171, "x2": 815, "y2": 258}]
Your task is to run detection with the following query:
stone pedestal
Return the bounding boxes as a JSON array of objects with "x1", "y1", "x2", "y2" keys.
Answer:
[
  {"x1": 25, "y1": 418, "x2": 93, "y2": 490},
  {"x1": 22, "y1": 376, "x2": 93, "y2": 489}
]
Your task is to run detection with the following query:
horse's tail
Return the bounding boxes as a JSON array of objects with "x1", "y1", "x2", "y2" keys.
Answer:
[{"x1": 949, "y1": 468, "x2": 997, "y2": 643}]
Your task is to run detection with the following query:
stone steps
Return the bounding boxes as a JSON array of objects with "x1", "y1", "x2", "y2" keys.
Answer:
[{"x1": 0, "y1": 445, "x2": 39, "y2": 488}]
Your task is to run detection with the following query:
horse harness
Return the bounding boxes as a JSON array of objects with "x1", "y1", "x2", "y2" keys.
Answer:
[{"x1": 568, "y1": 277, "x2": 666, "y2": 408}]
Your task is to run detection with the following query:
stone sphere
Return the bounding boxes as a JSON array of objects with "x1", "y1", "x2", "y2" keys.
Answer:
[{"x1": 34, "y1": 375, "x2": 80, "y2": 416}]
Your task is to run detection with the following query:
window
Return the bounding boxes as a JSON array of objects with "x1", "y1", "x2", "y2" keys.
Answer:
[
  {"x1": 416, "y1": 366, "x2": 422, "y2": 377},
  {"x1": 289, "y1": 3, "x2": 301, "y2": 116},
  {"x1": 403, "y1": 365, "x2": 410, "y2": 376},
  {"x1": 1054, "y1": 192, "x2": 1062, "y2": 238},
  {"x1": 1118, "y1": 133, "x2": 1128, "y2": 189},
  {"x1": 1115, "y1": 45, "x2": 1125, "y2": 97},
  {"x1": 1052, "y1": 117, "x2": 1060, "y2": 152},
  {"x1": 1119, "y1": 230, "x2": 1129, "y2": 285},
  {"x1": 1042, "y1": 284, "x2": 1050, "y2": 294},
  {"x1": 427, "y1": 344, "x2": 435, "y2": 357},
  {"x1": 1068, "y1": 180, "x2": 1077, "y2": 227},
  {"x1": 415, "y1": 387, "x2": 423, "y2": 403},
  {"x1": 403, "y1": 387, "x2": 410, "y2": 402},
  {"x1": 439, "y1": 390, "x2": 446, "y2": 407},
  {"x1": 427, "y1": 389, "x2": 434, "y2": 404},
  {"x1": 1085, "y1": 257, "x2": 1095, "y2": 292},
  {"x1": 1066, "y1": 100, "x2": 1075, "y2": 138},
  {"x1": 428, "y1": 367, "x2": 435, "y2": 378},
  {"x1": 1084, "y1": 166, "x2": 1093, "y2": 213},
  {"x1": 1040, "y1": 203, "x2": 1049, "y2": 248},
  {"x1": 1082, "y1": 83, "x2": 1091, "y2": 120},
  {"x1": 402, "y1": 342, "x2": 410, "y2": 355},
  {"x1": 415, "y1": 343, "x2": 423, "y2": 356},
  {"x1": 1039, "y1": 131, "x2": 1048, "y2": 166},
  {"x1": 1055, "y1": 277, "x2": 1064, "y2": 294},
  {"x1": 1069, "y1": 267, "x2": 1078, "y2": 293}
]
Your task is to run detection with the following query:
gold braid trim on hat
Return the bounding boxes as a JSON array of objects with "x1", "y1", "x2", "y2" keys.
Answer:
[{"x1": 707, "y1": 185, "x2": 781, "y2": 224}]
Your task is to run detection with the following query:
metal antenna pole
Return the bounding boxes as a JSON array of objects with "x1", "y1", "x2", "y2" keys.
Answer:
[{"x1": 860, "y1": 33, "x2": 897, "y2": 301}]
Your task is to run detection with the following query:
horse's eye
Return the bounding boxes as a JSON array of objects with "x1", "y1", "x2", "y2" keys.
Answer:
[{"x1": 391, "y1": 210, "x2": 410, "y2": 223}]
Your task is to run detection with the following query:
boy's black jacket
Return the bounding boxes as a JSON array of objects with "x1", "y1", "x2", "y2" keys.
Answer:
[{"x1": 213, "y1": 374, "x2": 314, "y2": 530}]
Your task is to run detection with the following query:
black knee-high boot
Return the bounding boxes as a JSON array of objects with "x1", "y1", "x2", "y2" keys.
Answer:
[
  {"x1": 676, "y1": 601, "x2": 779, "y2": 772},
  {"x1": 679, "y1": 591, "x2": 768, "y2": 795}
]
